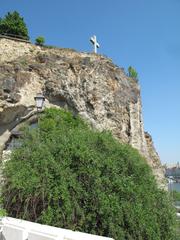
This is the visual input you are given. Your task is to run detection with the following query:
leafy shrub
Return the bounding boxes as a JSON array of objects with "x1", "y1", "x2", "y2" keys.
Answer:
[
  {"x1": 128, "y1": 66, "x2": 138, "y2": 80},
  {"x1": 0, "y1": 11, "x2": 29, "y2": 40},
  {"x1": 1, "y1": 108, "x2": 176, "y2": 239},
  {"x1": 35, "y1": 36, "x2": 45, "y2": 46},
  {"x1": 172, "y1": 190, "x2": 180, "y2": 202}
]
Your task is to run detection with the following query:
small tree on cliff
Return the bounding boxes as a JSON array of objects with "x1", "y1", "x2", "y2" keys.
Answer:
[
  {"x1": 35, "y1": 36, "x2": 45, "y2": 46},
  {"x1": 0, "y1": 11, "x2": 29, "y2": 40},
  {"x1": 1, "y1": 108, "x2": 176, "y2": 240},
  {"x1": 128, "y1": 66, "x2": 138, "y2": 80}
]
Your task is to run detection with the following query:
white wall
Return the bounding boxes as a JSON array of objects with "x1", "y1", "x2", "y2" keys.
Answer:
[{"x1": 0, "y1": 217, "x2": 114, "y2": 240}]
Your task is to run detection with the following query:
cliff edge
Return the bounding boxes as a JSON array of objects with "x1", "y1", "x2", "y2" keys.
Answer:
[{"x1": 0, "y1": 38, "x2": 165, "y2": 186}]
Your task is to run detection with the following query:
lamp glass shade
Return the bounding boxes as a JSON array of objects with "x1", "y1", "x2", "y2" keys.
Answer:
[{"x1": 34, "y1": 93, "x2": 45, "y2": 110}]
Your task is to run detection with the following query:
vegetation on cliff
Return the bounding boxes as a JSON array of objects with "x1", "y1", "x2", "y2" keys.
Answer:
[
  {"x1": 128, "y1": 66, "x2": 138, "y2": 80},
  {"x1": 1, "y1": 108, "x2": 176, "y2": 239},
  {"x1": 35, "y1": 36, "x2": 45, "y2": 46},
  {"x1": 0, "y1": 11, "x2": 29, "y2": 40}
]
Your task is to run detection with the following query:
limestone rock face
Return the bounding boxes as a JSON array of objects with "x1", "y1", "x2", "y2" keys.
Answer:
[{"x1": 0, "y1": 38, "x2": 165, "y2": 185}]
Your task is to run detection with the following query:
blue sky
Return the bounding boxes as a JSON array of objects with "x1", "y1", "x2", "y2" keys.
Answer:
[{"x1": 0, "y1": 0, "x2": 179, "y2": 164}]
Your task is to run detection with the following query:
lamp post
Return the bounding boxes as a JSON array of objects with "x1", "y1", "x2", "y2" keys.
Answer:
[
  {"x1": 34, "y1": 93, "x2": 45, "y2": 111},
  {"x1": 34, "y1": 93, "x2": 45, "y2": 124},
  {"x1": 34, "y1": 93, "x2": 45, "y2": 201}
]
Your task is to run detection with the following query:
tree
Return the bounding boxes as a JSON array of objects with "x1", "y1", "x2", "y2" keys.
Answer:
[
  {"x1": 35, "y1": 36, "x2": 45, "y2": 46},
  {"x1": 128, "y1": 66, "x2": 138, "y2": 80},
  {"x1": 1, "y1": 108, "x2": 176, "y2": 240},
  {"x1": 0, "y1": 11, "x2": 29, "y2": 40}
]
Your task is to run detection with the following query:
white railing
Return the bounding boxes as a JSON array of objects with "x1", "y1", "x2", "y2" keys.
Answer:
[{"x1": 0, "y1": 217, "x2": 114, "y2": 240}]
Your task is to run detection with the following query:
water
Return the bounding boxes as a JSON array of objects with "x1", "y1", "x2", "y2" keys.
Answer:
[{"x1": 168, "y1": 182, "x2": 180, "y2": 192}]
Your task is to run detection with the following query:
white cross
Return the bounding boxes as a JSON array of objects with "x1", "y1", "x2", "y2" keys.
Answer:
[{"x1": 90, "y1": 35, "x2": 100, "y2": 53}]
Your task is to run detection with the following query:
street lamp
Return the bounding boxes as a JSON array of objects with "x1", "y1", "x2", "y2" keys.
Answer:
[
  {"x1": 34, "y1": 93, "x2": 45, "y2": 126},
  {"x1": 34, "y1": 93, "x2": 45, "y2": 111}
]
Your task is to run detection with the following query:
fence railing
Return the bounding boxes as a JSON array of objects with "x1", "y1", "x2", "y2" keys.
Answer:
[{"x1": 0, "y1": 33, "x2": 30, "y2": 43}]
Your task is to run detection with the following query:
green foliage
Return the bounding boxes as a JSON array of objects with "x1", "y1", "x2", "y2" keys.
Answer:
[
  {"x1": 175, "y1": 219, "x2": 180, "y2": 240},
  {"x1": 128, "y1": 66, "x2": 138, "y2": 80},
  {"x1": 172, "y1": 190, "x2": 180, "y2": 201},
  {"x1": 42, "y1": 45, "x2": 60, "y2": 49},
  {"x1": 1, "y1": 108, "x2": 176, "y2": 239},
  {"x1": 0, "y1": 197, "x2": 7, "y2": 217},
  {"x1": 0, "y1": 11, "x2": 29, "y2": 40},
  {"x1": 35, "y1": 36, "x2": 45, "y2": 46},
  {"x1": 170, "y1": 191, "x2": 180, "y2": 239}
]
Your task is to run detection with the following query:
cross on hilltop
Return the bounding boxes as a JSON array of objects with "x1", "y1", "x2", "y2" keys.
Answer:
[{"x1": 90, "y1": 35, "x2": 100, "y2": 53}]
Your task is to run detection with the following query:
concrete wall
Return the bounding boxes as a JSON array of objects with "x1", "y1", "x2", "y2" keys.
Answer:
[{"x1": 0, "y1": 217, "x2": 114, "y2": 240}]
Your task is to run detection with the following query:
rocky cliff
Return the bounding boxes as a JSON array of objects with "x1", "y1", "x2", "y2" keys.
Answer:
[{"x1": 0, "y1": 38, "x2": 165, "y2": 186}]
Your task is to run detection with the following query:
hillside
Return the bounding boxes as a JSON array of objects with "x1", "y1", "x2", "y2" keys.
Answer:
[{"x1": 0, "y1": 38, "x2": 164, "y2": 186}]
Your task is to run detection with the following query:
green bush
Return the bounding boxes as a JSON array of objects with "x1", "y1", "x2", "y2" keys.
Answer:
[
  {"x1": 172, "y1": 190, "x2": 180, "y2": 201},
  {"x1": 2, "y1": 108, "x2": 176, "y2": 239},
  {"x1": 35, "y1": 36, "x2": 45, "y2": 46},
  {"x1": 128, "y1": 66, "x2": 138, "y2": 80},
  {"x1": 0, "y1": 11, "x2": 29, "y2": 40}
]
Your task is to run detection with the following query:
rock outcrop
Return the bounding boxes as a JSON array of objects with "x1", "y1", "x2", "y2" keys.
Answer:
[{"x1": 0, "y1": 38, "x2": 165, "y2": 186}]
